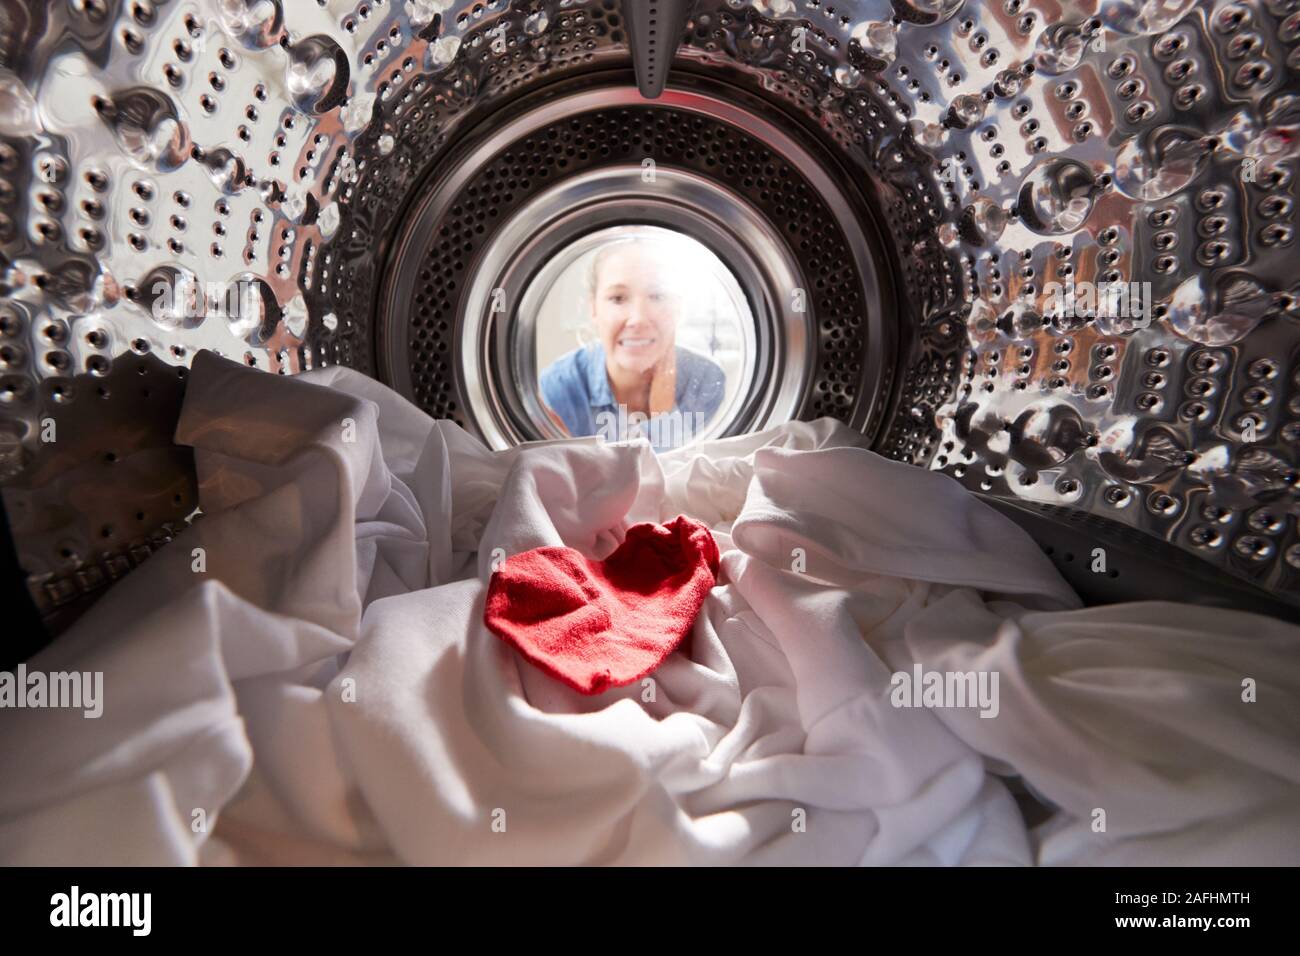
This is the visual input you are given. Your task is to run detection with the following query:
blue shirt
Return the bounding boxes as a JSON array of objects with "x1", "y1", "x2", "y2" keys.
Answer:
[{"x1": 539, "y1": 342, "x2": 726, "y2": 451}]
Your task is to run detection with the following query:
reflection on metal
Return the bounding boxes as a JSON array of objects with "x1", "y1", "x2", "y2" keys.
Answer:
[
  {"x1": 1, "y1": 0, "x2": 1299, "y2": 625},
  {"x1": 624, "y1": 0, "x2": 695, "y2": 98}
]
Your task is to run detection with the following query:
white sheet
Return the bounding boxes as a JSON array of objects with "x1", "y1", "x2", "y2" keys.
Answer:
[{"x1": 2, "y1": 349, "x2": 1297, "y2": 865}]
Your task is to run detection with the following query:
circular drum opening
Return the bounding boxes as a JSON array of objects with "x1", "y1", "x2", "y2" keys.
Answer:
[
  {"x1": 379, "y1": 85, "x2": 893, "y2": 451},
  {"x1": 522, "y1": 225, "x2": 756, "y2": 450}
]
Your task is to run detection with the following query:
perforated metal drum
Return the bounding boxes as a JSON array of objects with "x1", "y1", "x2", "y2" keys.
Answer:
[{"x1": 2, "y1": 0, "x2": 1299, "y2": 643}]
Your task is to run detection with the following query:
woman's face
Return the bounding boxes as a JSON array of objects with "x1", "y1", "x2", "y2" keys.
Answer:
[{"x1": 591, "y1": 243, "x2": 679, "y2": 376}]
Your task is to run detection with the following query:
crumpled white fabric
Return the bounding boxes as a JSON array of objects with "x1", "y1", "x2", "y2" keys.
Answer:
[
  {"x1": 2, "y1": 349, "x2": 1298, "y2": 865},
  {"x1": 902, "y1": 591, "x2": 1300, "y2": 865}
]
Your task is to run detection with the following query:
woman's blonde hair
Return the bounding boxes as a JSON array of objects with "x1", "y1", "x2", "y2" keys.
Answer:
[{"x1": 585, "y1": 235, "x2": 682, "y2": 304}]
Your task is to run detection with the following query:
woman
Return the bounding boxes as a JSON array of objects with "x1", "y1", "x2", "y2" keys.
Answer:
[{"x1": 539, "y1": 237, "x2": 726, "y2": 451}]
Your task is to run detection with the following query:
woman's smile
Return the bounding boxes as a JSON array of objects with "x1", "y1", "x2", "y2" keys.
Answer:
[
  {"x1": 536, "y1": 230, "x2": 729, "y2": 450},
  {"x1": 589, "y1": 242, "x2": 682, "y2": 378},
  {"x1": 616, "y1": 333, "x2": 658, "y2": 352}
]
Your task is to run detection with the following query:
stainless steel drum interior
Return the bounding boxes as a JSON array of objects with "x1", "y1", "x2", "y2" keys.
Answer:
[{"x1": 1, "y1": 0, "x2": 1299, "y2": 639}]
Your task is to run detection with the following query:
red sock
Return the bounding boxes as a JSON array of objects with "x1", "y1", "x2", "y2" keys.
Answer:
[{"x1": 484, "y1": 516, "x2": 721, "y2": 695}]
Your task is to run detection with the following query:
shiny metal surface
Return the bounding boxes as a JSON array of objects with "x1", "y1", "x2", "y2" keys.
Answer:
[{"x1": 1, "y1": 0, "x2": 1299, "y2": 622}]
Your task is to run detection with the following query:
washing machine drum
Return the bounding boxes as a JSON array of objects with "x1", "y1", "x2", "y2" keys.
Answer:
[{"x1": 2, "y1": 0, "x2": 1300, "y2": 644}]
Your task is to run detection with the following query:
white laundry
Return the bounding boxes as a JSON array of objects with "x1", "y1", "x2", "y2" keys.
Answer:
[
  {"x1": 903, "y1": 592, "x2": 1300, "y2": 865},
  {"x1": 1, "y1": 349, "x2": 1298, "y2": 865}
]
